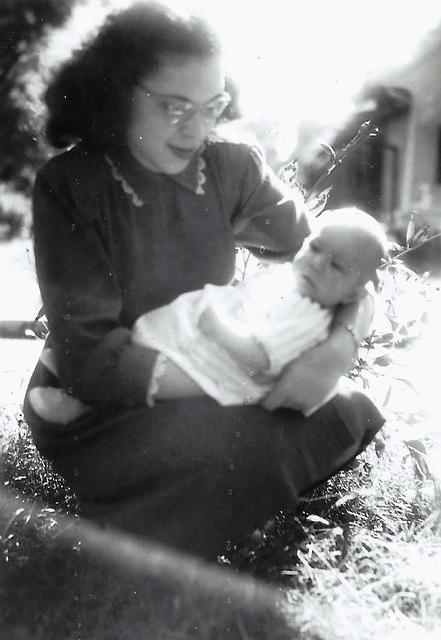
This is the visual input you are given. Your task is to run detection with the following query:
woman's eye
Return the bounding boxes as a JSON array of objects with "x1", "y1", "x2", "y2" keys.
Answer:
[
  {"x1": 331, "y1": 261, "x2": 342, "y2": 271},
  {"x1": 204, "y1": 105, "x2": 217, "y2": 118},
  {"x1": 163, "y1": 101, "x2": 187, "y2": 116}
]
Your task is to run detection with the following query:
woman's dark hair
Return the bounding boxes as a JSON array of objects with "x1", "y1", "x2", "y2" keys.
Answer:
[{"x1": 45, "y1": 2, "x2": 227, "y2": 149}]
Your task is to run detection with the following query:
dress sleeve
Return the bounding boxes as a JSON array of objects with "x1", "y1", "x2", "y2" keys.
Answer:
[
  {"x1": 32, "y1": 157, "x2": 157, "y2": 406},
  {"x1": 229, "y1": 144, "x2": 311, "y2": 259}
]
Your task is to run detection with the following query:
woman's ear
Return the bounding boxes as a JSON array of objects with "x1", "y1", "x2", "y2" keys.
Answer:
[
  {"x1": 223, "y1": 76, "x2": 242, "y2": 121},
  {"x1": 371, "y1": 269, "x2": 380, "y2": 291}
]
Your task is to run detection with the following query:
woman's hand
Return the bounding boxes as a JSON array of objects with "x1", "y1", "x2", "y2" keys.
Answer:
[
  {"x1": 262, "y1": 336, "x2": 345, "y2": 412},
  {"x1": 334, "y1": 287, "x2": 375, "y2": 343}
]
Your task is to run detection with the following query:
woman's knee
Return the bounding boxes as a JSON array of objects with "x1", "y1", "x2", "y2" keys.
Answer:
[
  {"x1": 276, "y1": 391, "x2": 384, "y2": 496},
  {"x1": 332, "y1": 388, "x2": 385, "y2": 449}
]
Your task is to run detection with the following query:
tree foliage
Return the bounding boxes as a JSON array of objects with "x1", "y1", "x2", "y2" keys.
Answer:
[{"x1": 0, "y1": 1, "x2": 74, "y2": 194}]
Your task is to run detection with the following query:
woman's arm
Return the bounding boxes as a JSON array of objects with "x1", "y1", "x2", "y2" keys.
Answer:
[
  {"x1": 153, "y1": 358, "x2": 206, "y2": 400},
  {"x1": 220, "y1": 143, "x2": 311, "y2": 261},
  {"x1": 33, "y1": 152, "x2": 161, "y2": 406},
  {"x1": 262, "y1": 294, "x2": 374, "y2": 412}
]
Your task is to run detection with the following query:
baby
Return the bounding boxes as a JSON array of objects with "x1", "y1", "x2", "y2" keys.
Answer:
[{"x1": 30, "y1": 208, "x2": 388, "y2": 423}]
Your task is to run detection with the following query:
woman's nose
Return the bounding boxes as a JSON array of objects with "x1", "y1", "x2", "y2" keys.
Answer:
[{"x1": 178, "y1": 111, "x2": 212, "y2": 144}]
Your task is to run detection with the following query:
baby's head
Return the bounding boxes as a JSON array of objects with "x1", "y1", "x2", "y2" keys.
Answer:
[{"x1": 294, "y1": 207, "x2": 389, "y2": 307}]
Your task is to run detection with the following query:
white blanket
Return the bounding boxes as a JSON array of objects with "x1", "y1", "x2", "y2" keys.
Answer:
[{"x1": 132, "y1": 263, "x2": 332, "y2": 408}]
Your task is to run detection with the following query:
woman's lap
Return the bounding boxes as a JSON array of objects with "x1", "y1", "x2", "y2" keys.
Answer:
[{"x1": 26, "y1": 389, "x2": 384, "y2": 559}]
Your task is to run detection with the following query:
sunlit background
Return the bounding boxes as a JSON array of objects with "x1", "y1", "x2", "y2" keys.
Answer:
[{"x1": 41, "y1": 0, "x2": 441, "y2": 160}]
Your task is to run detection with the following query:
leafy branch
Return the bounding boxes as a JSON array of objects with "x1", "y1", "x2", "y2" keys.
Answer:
[
  {"x1": 279, "y1": 120, "x2": 379, "y2": 217},
  {"x1": 383, "y1": 225, "x2": 441, "y2": 269},
  {"x1": 305, "y1": 120, "x2": 379, "y2": 205},
  {"x1": 280, "y1": 120, "x2": 441, "y2": 258}
]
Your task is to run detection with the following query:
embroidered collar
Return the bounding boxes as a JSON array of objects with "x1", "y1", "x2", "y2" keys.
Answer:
[
  {"x1": 104, "y1": 144, "x2": 207, "y2": 207},
  {"x1": 172, "y1": 148, "x2": 207, "y2": 195}
]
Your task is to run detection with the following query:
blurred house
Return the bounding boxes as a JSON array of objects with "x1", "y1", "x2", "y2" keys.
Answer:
[{"x1": 326, "y1": 34, "x2": 441, "y2": 233}]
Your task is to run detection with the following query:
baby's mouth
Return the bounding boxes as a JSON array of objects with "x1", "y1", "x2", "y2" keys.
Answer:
[{"x1": 301, "y1": 273, "x2": 315, "y2": 289}]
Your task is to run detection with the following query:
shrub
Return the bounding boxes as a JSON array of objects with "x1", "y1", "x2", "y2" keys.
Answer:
[{"x1": 0, "y1": 184, "x2": 32, "y2": 240}]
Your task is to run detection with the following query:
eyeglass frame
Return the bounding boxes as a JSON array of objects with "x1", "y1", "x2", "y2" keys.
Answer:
[{"x1": 136, "y1": 84, "x2": 232, "y2": 125}]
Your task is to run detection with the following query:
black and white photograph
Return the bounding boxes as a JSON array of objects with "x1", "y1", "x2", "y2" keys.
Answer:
[{"x1": 1, "y1": 1, "x2": 440, "y2": 638}]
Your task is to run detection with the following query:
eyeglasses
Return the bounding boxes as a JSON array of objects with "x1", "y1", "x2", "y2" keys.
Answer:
[{"x1": 136, "y1": 84, "x2": 231, "y2": 125}]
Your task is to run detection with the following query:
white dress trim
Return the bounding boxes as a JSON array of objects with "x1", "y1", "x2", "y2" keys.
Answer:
[
  {"x1": 104, "y1": 154, "x2": 144, "y2": 207},
  {"x1": 146, "y1": 352, "x2": 168, "y2": 406}
]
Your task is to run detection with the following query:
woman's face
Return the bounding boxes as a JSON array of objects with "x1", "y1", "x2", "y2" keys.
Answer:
[{"x1": 126, "y1": 53, "x2": 226, "y2": 174}]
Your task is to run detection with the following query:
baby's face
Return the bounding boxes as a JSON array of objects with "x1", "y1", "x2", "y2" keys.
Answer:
[{"x1": 294, "y1": 224, "x2": 377, "y2": 307}]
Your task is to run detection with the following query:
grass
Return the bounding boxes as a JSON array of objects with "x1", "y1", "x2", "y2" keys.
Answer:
[
  {"x1": 1, "y1": 263, "x2": 440, "y2": 638},
  {"x1": 2, "y1": 402, "x2": 440, "y2": 639}
]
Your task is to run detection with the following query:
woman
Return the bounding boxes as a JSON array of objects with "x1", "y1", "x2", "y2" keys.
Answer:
[{"x1": 24, "y1": 1, "x2": 384, "y2": 561}]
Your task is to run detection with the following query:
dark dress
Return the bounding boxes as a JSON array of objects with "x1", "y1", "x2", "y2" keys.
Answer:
[{"x1": 24, "y1": 139, "x2": 384, "y2": 560}]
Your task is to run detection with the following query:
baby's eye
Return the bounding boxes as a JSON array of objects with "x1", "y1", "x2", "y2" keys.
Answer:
[
  {"x1": 331, "y1": 261, "x2": 343, "y2": 271},
  {"x1": 309, "y1": 242, "x2": 318, "y2": 252}
]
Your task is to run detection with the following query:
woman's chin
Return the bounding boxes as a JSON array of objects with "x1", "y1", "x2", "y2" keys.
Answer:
[
  {"x1": 160, "y1": 155, "x2": 192, "y2": 175},
  {"x1": 163, "y1": 160, "x2": 191, "y2": 175}
]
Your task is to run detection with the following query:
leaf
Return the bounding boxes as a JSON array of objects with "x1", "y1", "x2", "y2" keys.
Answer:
[
  {"x1": 334, "y1": 493, "x2": 358, "y2": 507},
  {"x1": 374, "y1": 434, "x2": 386, "y2": 457},
  {"x1": 393, "y1": 377, "x2": 419, "y2": 395},
  {"x1": 406, "y1": 216, "x2": 416, "y2": 248},
  {"x1": 388, "y1": 240, "x2": 403, "y2": 252},
  {"x1": 336, "y1": 121, "x2": 379, "y2": 163},
  {"x1": 383, "y1": 385, "x2": 392, "y2": 408},
  {"x1": 306, "y1": 514, "x2": 330, "y2": 525},
  {"x1": 307, "y1": 186, "x2": 333, "y2": 218},
  {"x1": 31, "y1": 314, "x2": 49, "y2": 340},
  {"x1": 412, "y1": 225, "x2": 430, "y2": 245},
  {"x1": 371, "y1": 332, "x2": 395, "y2": 345},
  {"x1": 411, "y1": 457, "x2": 431, "y2": 480},
  {"x1": 279, "y1": 159, "x2": 299, "y2": 187},
  {"x1": 33, "y1": 306, "x2": 46, "y2": 322},
  {"x1": 372, "y1": 355, "x2": 391, "y2": 367},
  {"x1": 405, "y1": 440, "x2": 431, "y2": 480},
  {"x1": 320, "y1": 142, "x2": 336, "y2": 161},
  {"x1": 405, "y1": 439, "x2": 427, "y2": 455}
]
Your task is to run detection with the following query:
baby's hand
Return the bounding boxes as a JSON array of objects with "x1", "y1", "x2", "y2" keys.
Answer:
[
  {"x1": 198, "y1": 305, "x2": 223, "y2": 338},
  {"x1": 199, "y1": 304, "x2": 270, "y2": 373}
]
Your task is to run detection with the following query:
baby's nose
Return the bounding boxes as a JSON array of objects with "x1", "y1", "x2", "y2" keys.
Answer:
[
  {"x1": 310, "y1": 252, "x2": 325, "y2": 269},
  {"x1": 178, "y1": 111, "x2": 211, "y2": 144}
]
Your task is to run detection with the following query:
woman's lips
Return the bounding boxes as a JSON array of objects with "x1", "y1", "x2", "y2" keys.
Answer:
[{"x1": 167, "y1": 145, "x2": 197, "y2": 160}]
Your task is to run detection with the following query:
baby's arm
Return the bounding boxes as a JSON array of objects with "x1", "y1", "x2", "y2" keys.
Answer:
[{"x1": 198, "y1": 304, "x2": 270, "y2": 373}]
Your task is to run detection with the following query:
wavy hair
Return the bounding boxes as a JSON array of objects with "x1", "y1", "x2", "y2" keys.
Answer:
[{"x1": 45, "y1": 2, "x2": 228, "y2": 149}]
